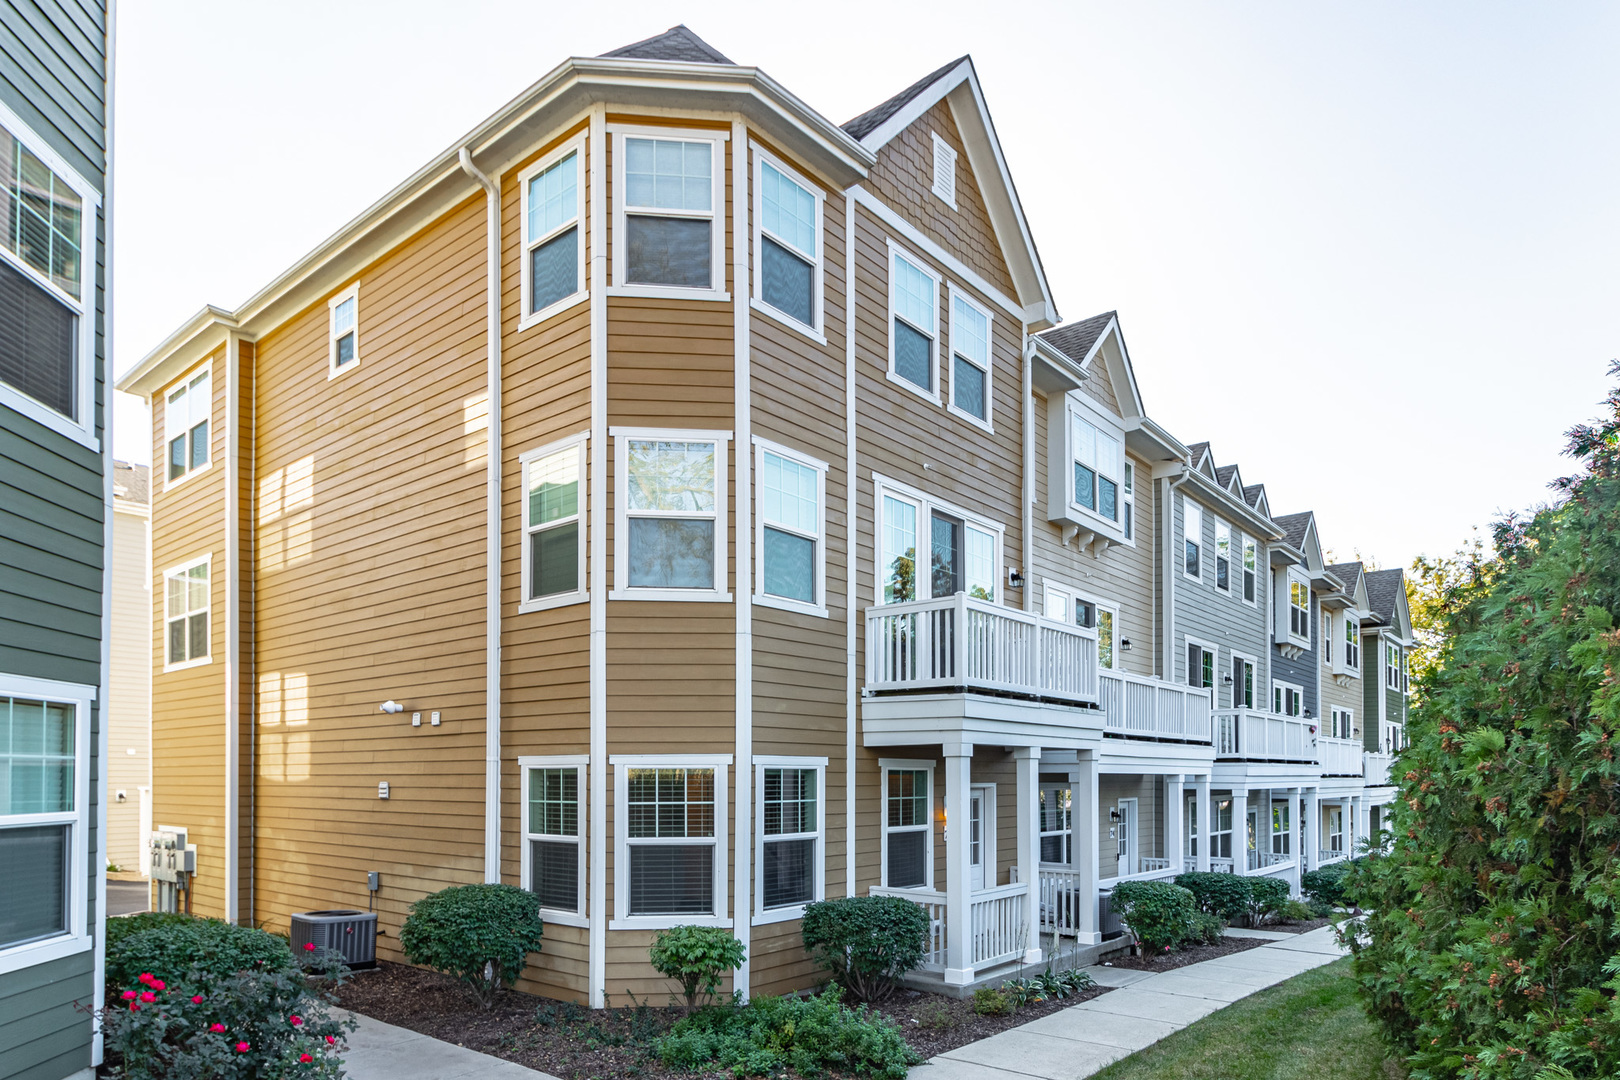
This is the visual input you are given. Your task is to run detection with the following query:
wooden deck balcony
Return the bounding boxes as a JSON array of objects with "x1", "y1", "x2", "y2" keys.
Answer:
[
  {"x1": 1098, "y1": 671, "x2": 1212, "y2": 743},
  {"x1": 1213, "y1": 709, "x2": 1320, "y2": 764}
]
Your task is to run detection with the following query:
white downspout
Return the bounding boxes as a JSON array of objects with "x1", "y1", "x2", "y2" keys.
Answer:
[
  {"x1": 586, "y1": 106, "x2": 608, "y2": 1008},
  {"x1": 843, "y1": 192, "x2": 857, "y2": 899},
  {"x1": 730, "y1": 120, "x2": 753, "y2": 1000},
  {"x1": 1162, "y1": 466, "x2": 1191, "y2": 682},
  {"x1": 1021, "y1": 332, "x2": 1033, "y2": 613},
  {"x1": 458, "y1": 147, "x2": 503, "y2": 884}
]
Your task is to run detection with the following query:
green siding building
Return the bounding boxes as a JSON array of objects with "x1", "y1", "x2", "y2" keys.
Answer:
[{"x1": 0, "y1": 2, "x2": 112, "y2": 1078}]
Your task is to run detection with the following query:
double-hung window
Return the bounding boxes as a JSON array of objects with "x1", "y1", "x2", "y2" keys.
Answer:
[
  {"x1": 614, "y1": 429, "x2": 729, "y2": 599},
  {"x1": 1273, "y1": 680, "x2": 1304, "y2": 718},
  {"x1": 521, "y1": 435, "x2": 586, "y2": 610},
  {"x1": 1209, "y1": 798, "x2": 1233, "y2": 859},
  {"x1": 1271, "y1": 800, "x2": 1292, "y2": 856},
  {"x1": 615, "y1": 129, "x2": 723, "y2": 294},
  {"x1": 1343, "y1": 617, "x2": 1360, "y2": 671},
  {"x1": 1214, "y1": 520, "x2": 1231, "y2": 593},
  {"x1": 0, "y1": 111, "x2": 96, "y2": 445},
  {"x1": 1288, "y1": 576, "x2": 1311, "y2": 641},
  {"x1": 756, "y1": 758, "x2": 825, "y2": 918},
  {"x1": 1387, "y1": 643, "x2": 1402, "y2": 689},
  {"x1": 328, "y1": 284, "x2": 359, "y2": 377},
  {"x1": 1122, "y1": 462, "x2": 1135, "y2": 540},
  {"x1": 755, "y1": 440, "x2": 826, "y2": 615},
  {"x1": 1072, "y1": 414, "x2": 1124, "y2": 523},
  {"x1": 0, "y1": 679, "x2": 91, "y2": 970},
  {"x1": 1231, "y1": 655, "x2": 1256, "y2": 709},
  {"x1": 614, "y1": 757, "x2": 729, "y2": 926},
  {"x1": 1183, "y1": 500, "x2": 1203, "y2": 579},
  {"x1": 1322, "y1": 612, "x2": 1334, "y2": 666},
  {"x1": 881, "y1": 761, "x2": 932, "y2": 888},
  {"x1": 1323, "y1": 805, "x2": 1344, "y2": 854},
  {"x1": 876, "y1": 480, "x2": 1000, "y2": 605},
  {"x1": 1187, "y1": 641, "x2": 1215, "y2": 690},
  {"x1": 888, "y1": 245, "x2": 940, "y2": 398},
  {"x1": 947, "y1": 288, "x2": 992, "y2": 427},
  {"x1": 520, "y1": 758, "x2": 586, "y2": 924},
  {"x1": 1039, "y1": 785, "x2": 1071, "y2": 864},
  {"x1": 753, "y1": 152, "x2": 821, "y2": 333},
  {"x1": 164, "y1": 368, "x2": 211, "y2": 484},
  {"x1": 521, "y1": 138, "x2": 586, "y2": 323},
  {"x1": 164, "y1": 558, "x2": 210, "y2": 669}
]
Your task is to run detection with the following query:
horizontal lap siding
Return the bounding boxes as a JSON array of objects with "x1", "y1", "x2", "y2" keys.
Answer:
[
  {"x1": 0, "y1": 951, "x2": 94, "y2": 1080},
  {"x1": 1098, "y1": 774, "x2": 1164, "y2": 879},
  {"x1": 1319, "y1": 659, "x2": 1362, "y2": 736},
  {"x1": 150, "y1": 350, "x2": 229, "y2": 918},
  {"x1": 1171, "y1": 490, "x2": 1271, "y2": 708},
  {"x1": 108, "y1": 504, "x2": 151, "y2": 870},
  {"x1": 1270, "y1": 590, "x2": 1317, "y2": 717},
  {"x1": 248, "y1": 197, "x2": 489, "y2": 955}
]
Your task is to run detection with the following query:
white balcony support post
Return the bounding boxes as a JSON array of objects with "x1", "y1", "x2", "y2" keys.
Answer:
[
  {"x1": 1286, "y1": 786, "x2": 1303, "y2": 896},
  {"x1": 1014, "y1": 747, "x2": 1043, "y2": 964},
  {"x1": 1167, "y1": 773, "x2": 1185, "y2": 874},
  {"x1": 943, "y1": 746, "x2": 973, "y2": 985},
  {"x1": 1305, "y1": 787, "x2": 1320, "y2": 876},
  {"x1": 1069, "y1": 753, "x2": 1100, "y2": 944},
  {"x1": 1194, "y1": 774, "x2": 1211, "y2": 872},
  {"x1": 1348, "y1": 793, "x2": 1361, "y2": 855},
  {"x1": 1232, "y1": 791, "x2": 1250, "y2": 876}
]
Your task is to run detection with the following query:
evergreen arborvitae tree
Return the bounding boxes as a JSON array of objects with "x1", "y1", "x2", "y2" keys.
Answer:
[{"x1": 1348, "y1": 366, "x2": 1620, "y2": 1079}]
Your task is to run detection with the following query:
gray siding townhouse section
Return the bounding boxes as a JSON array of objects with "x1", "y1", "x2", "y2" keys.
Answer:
[
  {"x1": 1170, "y1": 489, "x2": 1270, "y2": 709},
  {"x1": 1270, "y1": 592, "x2": 1318, "y2": 719},
  {"x1": 0, "y1": 2, "x2": 109, "y2": 1079}
]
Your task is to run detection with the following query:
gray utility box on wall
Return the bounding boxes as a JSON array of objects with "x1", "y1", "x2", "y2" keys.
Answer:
[{"x1": 290, "y1": 910, "x2": 378, "y2": 970}]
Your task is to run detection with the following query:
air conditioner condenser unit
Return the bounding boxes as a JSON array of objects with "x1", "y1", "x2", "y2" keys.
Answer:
[{"x1": 290, "y1": 909, "x2": 378, "y2": 970}]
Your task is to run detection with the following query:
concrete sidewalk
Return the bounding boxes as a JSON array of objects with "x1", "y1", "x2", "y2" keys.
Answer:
[
  {"x1": 915, "y1": 925, "x2": 1349, "y2": 1079},
  {"x1": 339, "y1": 1012, "x2": 563, "y2": 1080}
]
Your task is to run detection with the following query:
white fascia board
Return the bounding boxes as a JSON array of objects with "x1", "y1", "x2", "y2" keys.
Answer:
[{"x1": 116, "y1": 307, "x2": 236, "y2": 396}]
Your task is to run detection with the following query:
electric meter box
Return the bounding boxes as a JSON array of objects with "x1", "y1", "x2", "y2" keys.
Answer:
[{"x1": 149, "y1": 826, "x2": 197, "y2": 883}]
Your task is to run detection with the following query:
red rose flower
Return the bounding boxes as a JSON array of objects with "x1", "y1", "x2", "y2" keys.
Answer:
[
  {"x1": 289, "y1": 1015, "x2": 303, "y2": 1026},
  {"x1": 191, "y1": 995, "x2": 204, "y2": 1004},
  {"x1": 210, "y1": 1023, "x2": 227, "y2": 1033},
  {"x1": 140, "y1": 991, "x2": 156, "y2": 1003},
  {"x1": 325, "y1": 1035, "x2": 336, "y2": 1045},
  {"x1": 236, "y1": 1041, "x2": 251, "y2": 1053},
  {"x1": 138, "y1": 973, "x2": 154, "y2": 985},
  {"x1": 303, "y1": 942, "x2": 316, "y2": 951},
  {"x1": 151, "y1": 979, "x2": 166, "y2": 990},
  {"x1": 129, "y1": 1003, "x2": 140, "y2": 1012},
  {"x1": 300, "y1": 1053, "x2": 314, "y2": 1063},
  {"x1": 122, "y1": 990, "x2": 137, "y2": 1000}
]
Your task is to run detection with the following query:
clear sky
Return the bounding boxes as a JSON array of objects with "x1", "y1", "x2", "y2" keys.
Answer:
[{"x1": 110, "y1": 1, "x2": 1620, "y2": 568}]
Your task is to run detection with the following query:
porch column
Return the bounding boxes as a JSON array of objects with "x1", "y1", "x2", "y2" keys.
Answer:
[
  {"x1": 1014, "y1": 747, "x2": 1043, "y2": 964},
  {"x1": 1069, "y1": 751, "x2": 1100, "y2": 944},
  {"x1": 1167, "y1": 773, "x2": 1186, "y2": 874},
  {"x1": 1194, "y1": 774, "x2": 1211, "y2": 872},
  {"x1": 1349, "y1": 793, "x2": 1363, "y2": 855},
  {"x1": 1286, "y1": 786, "x2": 1303, "y2": 896},
  {"x1": 1304, "y1": 788, "x2": 1320, "y2": 874},
  {"x1": 1232, "y1": 790, "x2": 1250, "y2": 875},
  {"x1": 943, "y1": 745, "x2": 973, "y2": 985}
]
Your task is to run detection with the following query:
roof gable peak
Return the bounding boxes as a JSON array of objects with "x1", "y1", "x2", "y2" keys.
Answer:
[{"x1": 599, "y1": 24, "x2": 735, "y2": 65}]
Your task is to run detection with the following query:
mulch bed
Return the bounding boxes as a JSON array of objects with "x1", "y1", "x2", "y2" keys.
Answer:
[
  {"x1": 1262, "y1": 916, "x2": 1336, "y2": 935},
  {"x1": 1100, "y1": 933, "x2": 1271, "y2": 973},
  {"x1": 334, "y1": 961, "x2": 1111, "y2": 1079}
]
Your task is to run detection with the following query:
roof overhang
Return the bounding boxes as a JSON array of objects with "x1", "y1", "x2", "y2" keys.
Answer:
[
  {"x1": 1125, "y1": 416, "x2": 1189, "y2": 463},
  {"x1": 118, "y1": 306, "x2": 238, "y2": 397},
  {"x1": 1029, "y1": 336, "x2": 1087, "y2": 395},
  {"x1": 1182, "y1": 468, "x2": 1282, "y2": 539}
]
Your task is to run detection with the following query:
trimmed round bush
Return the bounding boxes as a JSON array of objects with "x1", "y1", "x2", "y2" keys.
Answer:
[
  {"x1": 1301, "y1": 859, "x2": 1357, "y2": 908},
  {"x1": 649, "y1": 925, "x2": 745, "y2": 1008},
  {"x1": 1111, "y1": 880, "x2": 1200, "y2": 952},
  {"x1": 1173, "y1": 871, "x2": 1252, "y2": 920},
  {"x1": 1188, "y1": 911, "x2": 1225, "y2": 945},
  {"x1": 107, "y1": 916, "x2": 295, "y2": 993},
  {"x1": 1245, "y1": 876, "x2": 1291, "y2": 922},
  {"x1": 399, "y1": 883, "x2": 544, "y2": 1008},
  {"x1": 801, "y1": 895, "x2": 930, "y2": 1003},
  {"x1": 106, "y1": 911, "x2": 194, "y2": 953}
]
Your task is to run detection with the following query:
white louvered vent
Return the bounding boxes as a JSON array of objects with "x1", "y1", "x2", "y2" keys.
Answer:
[{"x1": 930, "y1": 131, "x2": 957, "y2": 209}]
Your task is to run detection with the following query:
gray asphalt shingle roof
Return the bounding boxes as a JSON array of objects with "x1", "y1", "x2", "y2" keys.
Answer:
[
  {"x1": 1185, "y1": 441, "x2": 1211, "y2": 467},
  {"x1": 1215, "y1": 464, "x2": 1239, "y2": 488},
  {"x1": 1037, "y1": 311, "x2": 1116, "y2": 365},
  {"x1": 113, "y1": 460, "x2": 149, "y2": 506},
  {"x1": 599, "y1": 25, "x2": 735, "y2": 65},
  {"x1": 1364, "y1": 568, "x2": 1406, "y2": 627},
  {"x1": 1243, "y1": 484, "x2": 1266, "y2": 508},
  {"x1": 1273, "y1": 512, "x2": 1313, "y2": 550},
  {"x1": 842, "y1": 57, "x2": 967, "y2": 141}
]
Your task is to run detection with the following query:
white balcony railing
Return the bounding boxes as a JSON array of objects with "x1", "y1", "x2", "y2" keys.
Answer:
[
  {"x1": 1139, "y1": 857, "x2": 1173, "y2": 872},
  {"x1": 870, "y1": 883, "x2": 1031, "y2": 972},
  {"x1": 1098, "y1": 671, "x2": 1212, "y2": 743},
  {"x1": 1209, "y1": 857, "x2": 1236, "y2": 873},
  {"x1": 1364, "y1": 752, "x2": 1394, "y2": 786},
  {"x1": 865, "y1": 595, "x2": 1098, "y2": 704},
  {"x1": 1036, "y1": 868, "x2": 1084, "y2": 936},
  {"x1": 1213, "y1": 709, "x2": 1319, "y2": 763},
  {"x1": 1247, "y1": 849, "x2": 1293, "y2": 872},
  {"x1": 1318, "y1": 736, "x2": 1362, "y2": 776},
  {"x1": 1318, "y1": 847, "x2": 1348, "y2": 865}
]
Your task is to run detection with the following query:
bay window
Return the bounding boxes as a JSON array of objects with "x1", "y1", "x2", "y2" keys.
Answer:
[
  {"x1": 520, "y1": 758, "x2": 586, "y2": 923},
  {"x1": 614, "y1": 130, "x2": 722, "y2": 293},
  {"x1": 521, "y1": 435, "x2": 586, "y2": 610},
  {"x1": 1073, "y1": 413, "x2": 1123, "y2": 523},
  {"x1": 1343, "y1": 617, "x2": 1360, "y2": 670},
  {"x1": 165, "y1": 367, "x2": 211, "y2": 484},
  {"x1": 755, "y1": 441, "x2": 826, "y2": 614},
  {"x1": 881, "y1": 762, "x2": 932, "y2": 888},
  {"x1": 753, "y1": 154, "x2": 821, "y2": 333},
  {"x1": 1123, "y1": 461, "x2": 1135, "y2": 540},
  {"x1": 1387, "y1": 643, "x2": 1403, "y2": 690},
  {"x1": 1183, "y1": 500, "x2": 1203, "y2": 579},
  {"x1": 1322, "y1": 612, "x2": 1334, "y2": 666},
  {"x1": 947, "y1": 288, "x2": 993, "y2": 427},
  {"x1": 756, "y1": 758, "x2": 825, "y2": 918},
  {"x1": 888, "y1": 245, "x2": 939, "y2": 397},
  {"x1": 521, "y1": 138, "x2": 586, "y2": 322},
  {"x1": 164, "y1": 557, "x2": 211, "y2": 669},
  {"x1": 1286, "y1": 573, "x2": 1311, "y2": 642},
  {"x1": 614, "y1": 757, "x2": 729, "y2": 926},
  {"x1": 614, "y1": 429, "x2": 729, "y2": 599}
]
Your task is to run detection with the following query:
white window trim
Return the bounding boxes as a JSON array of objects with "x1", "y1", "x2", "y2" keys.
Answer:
[
  {"x1": 1322, "y1": 611, "x2": 1334, "y2": 668},
  {"x1": 749, "y1": 143, "x2": 825, "y2": 342},
  {"x1": 162, "y1": 554, "x2": 213, "y2": 673},
  {"x1": 944, "y1": 284, "x2": 994, "y2": 432},
  {"x1": 1272, "y1": 679, "x2": 1305, "y2": 718},
  {"x1": 752, "y1": 755, "x2": 828, "y2": 924},
  {"x1": 878, "y1": 758, "x2": 935, "y2": 890},
  {"x1": 610, "y1": 754, "x2": 732, "y2": 930},
  {"x1": 327, "y1": 282, "x2": 361, "y2": 380},
  {"x1": 1279, "y1": 567, "x2": 1311, "y2": 648},
  {"x1": 609, "y1": 427, "x2": 733, "y2": 603},
  {"x1": 607, "y1": 124, "x2": 729, "y2": 302},
  {"x1": 1046, "y1": 580, "x2": 1118, "y2": 670},
  {"x1": 885, "y1": 240, "x2": 942, "y2": 404},
  {"x1": 1214, "y1": 519, "x2": 1232, "y2": 595},
  {"x1": 0, "y1": 673, "x2": 93, "y2": 974},
  {"x1": 518, "y1": 755, "x2": 588, "y2": 928},
  {"x1": 1185, "y1": 635, "x2": 1219, "y2": 692},
  {"x1": 1333, "y1": 707, "x2": 1355, "y2": 741},
  {"x1": 1039, "y1": 783, "x2": 1073, "y2": 868},
  {"x1": 929, "y1": 131, "x2": 957, "y2": 210},
  {"x1": 872, "y1": 473, "x2": 1005, "y2": 606},
  {"x1": 0, "y1": 96, "x2": 100, "y2": 451},
  {"x1": 1339, "y1": 616, "x2": 1361, "y2": 674},
  {"x1": 518, "y1": 133, "x2": 590, "y2": 330},
  {"x1": 1122, "y1": 459, "x2": 1136, "y2": 542},
  {"x1": 519, "y1": 431, "x2": 589, "y2": 614},
  {"x1": 1059, "y1": 393, "x2": 1133, "y2": 546},
  {"x1": 1231, "y1": 650, "x2": 1258, "y2": 710},
  {"x1": 1240, "y1": 534, "x2": 1259, "y2": 608},
  {"x1": 161, "y1": 362, "x2": 214, "y2": 493},
  {"x1": 1182, "y1": 498, "x2": 1204, "y2": 583},
  {"x1": 752, "y1": 437, "x2": 828, "y2": 618}
]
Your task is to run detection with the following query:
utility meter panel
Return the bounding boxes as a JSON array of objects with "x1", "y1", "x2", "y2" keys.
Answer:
[{"x1": 149, "y1": 826, "x2": 197, "y2": 883}]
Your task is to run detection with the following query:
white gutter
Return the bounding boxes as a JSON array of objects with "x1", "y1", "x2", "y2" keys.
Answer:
[
  {"x1": 1021, "y1": 332, "x2": 1034, "y2": 613},
  {"x1": 843, "y1": 191, "x2": 857, "y2": 899},
  {"x1": 458, "y1": 147, "x2": 503, "y2": 885},
  {"x1": 586, "y1": 106, "x2": 608, "y2": 1009},
  {"x1": 730, "y1": 120, "x2": 753, "y2": 1000}
]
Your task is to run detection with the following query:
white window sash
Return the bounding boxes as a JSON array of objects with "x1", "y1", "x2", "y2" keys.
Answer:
[
  {"x1": 610, "y1": 427, "x2": 732, "y2": 602},
  {"x1": 607, "y1": 125, "x2": 728, "y2": 300},
  {"x1": 327, "y1": 283, "x2": 361, "y2": 379},
  {"x1": 518, "y1": 755, "x2": 588, "y2": 927},
  {"x1": 872, "y1": 474, "x2": 1005, "y2": 606},
  {"x1": 162, "y1": 555, "x2": 212, "y2": 672},
  {"x1": 1214, "y1": 521, "x2": 1231, "y2": 593},
  {"x1": 750, "y1": 145, "x2": 825, "y2": 339},
  {"x1": 610, "y1": 754, "x2": 731, "y2": 929},
  {"x1": 519, "y1": 134, "x2": 590, "y2": 328},
  {"x1": 752, "y1": 437, "x2": 828, "y2": 617},
  {"x1": 162, "y1": 364, "x2": 214, "y2": 490},
  {"x1": 878, "y1": 759, "x2": 935, "y2": 889},
  {"x1": 945, "y1": 284, "x2": 994, "y2": 431},
  {"x1": 753, "y1": 756, "x2": 828, "y2": 923},
  {"x1": 1183, "y1": 500, "x2": 1203, "y2": 581},
  {"x1": 519, "y1": 432, "x2": 589, "y2": 613},
  {"x1": 885, "y1": 241, "x2": 942, "y2": 403}
]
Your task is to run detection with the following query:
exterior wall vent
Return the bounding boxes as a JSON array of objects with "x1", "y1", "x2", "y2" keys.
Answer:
[{"x1": 290, "y1": 909, "x2": 378, "y2": 969}]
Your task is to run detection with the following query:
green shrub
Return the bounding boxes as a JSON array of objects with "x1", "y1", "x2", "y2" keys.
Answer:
[
  {"x1": 1002, "y1": 967, "x2": 1098, "y2": 1007},
  {"x1": 1111, "y1": 880, "x2": 1199, "y2": 952},
  {"x1": 649, "y1": 925, "x2": 746, "y2": 1009},
  {"x1": 972, "y1": 987, "x2": 1013, "y2": 1016},
  {"x1": 656, "y1": 989, "x2": 921, "y2": 1079},
  {"x1": 399, "y1": 883, "x2": 544, "y2": 1009},
  {"x1": 801, "y1": 895, "x2": 930, "y2": 1003},
  {"x1": 108, "y1": 917, "x2": 295, "y2": 993},
  {"x1": 1188, "y1": 911, "x2": 1226, "y2": 945},
  {"x1": 100, "y1": 962, "x2": 356, "y2": 1080},
  {"x1": 1173, "y1": 871, "x2": 1252, "y2": 920},
  {"x1": 107, "y1": 911, "x2": 194, "y2": 952},
  {"x1": 1245, "y1": 876, "x2": 1291, "y2": 923},
  {"x1": 1301, "y1": 860, "x2": 1356, "y2": 908}
]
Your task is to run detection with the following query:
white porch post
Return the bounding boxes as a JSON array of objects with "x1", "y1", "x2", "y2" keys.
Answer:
[
  {"x1": 1070, "y1": 752, "x2": 1100, "y2": 944},
  {"x1": 1232, "y1": 790, "x2": 1250, "y2": 875},
  {"x1": 1305, "y1": 788, "x2": 1320, "y2": 874},
  {"x1": 1349, "y1": 793, "x2": 1363, "y2": 855},
  {"x1": 1014, "y1": 747, "x2": 1043, "y2": 964},
  {"x1": 1194, "y1": 774, "x2": 1211, "y2": 872},
  {"x1": 1167, "y1": 773, "x2": 1186, "y2": 873},
  {"x1": 944, "y1": 746, "x2": 973, "y2": 985},
  {"x1": 1287, "y1": 786, "x2": 1303, "y2": 896}
]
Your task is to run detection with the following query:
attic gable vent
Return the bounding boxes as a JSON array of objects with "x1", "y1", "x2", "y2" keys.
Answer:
[{"x1": 930, "y1": 131, "x2": 957, "y2": 209}]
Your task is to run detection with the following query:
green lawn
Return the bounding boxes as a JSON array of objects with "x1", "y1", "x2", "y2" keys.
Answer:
[{"x1": 1089, "y1": 957, "x2": 1404, "y2": 1080}]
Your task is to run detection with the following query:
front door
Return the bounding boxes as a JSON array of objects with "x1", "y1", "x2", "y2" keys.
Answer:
[
  {"x1": 969, "y1": 789, "x2": 986, "y2": 891},
  {"x1": 1116, "y1": 798, "x2": 1138, "y2": 876}
]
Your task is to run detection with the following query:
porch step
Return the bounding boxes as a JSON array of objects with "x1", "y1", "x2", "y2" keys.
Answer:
[{"x1": 898, "y1": 938, "x2": 1134, "y2": 999}]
